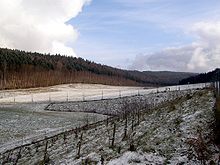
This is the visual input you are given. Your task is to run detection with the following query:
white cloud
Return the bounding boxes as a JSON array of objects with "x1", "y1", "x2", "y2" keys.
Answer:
[
  {"x1": 0, "y1": 0, "x2": 91, "y2": 56},
  {"x1": 130, "y1": 21, "x2": 220, "y2": 72}
]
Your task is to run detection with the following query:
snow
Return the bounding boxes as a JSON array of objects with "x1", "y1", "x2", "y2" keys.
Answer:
[
  {"x1": 0, "y1": 83, "x2": 217, "y2": 165},
  {"x1": 43, "y1": 89, "x2": 217, "y2": 165},
  {"x1": 0, "y1": 105, "x2": 107, "y2": 152},
  {"x1": 0, "y1": 83, "x2": 208, "y2": 103},
  {"x1": 108, "y1": 151, "x2": 165, "y2": 165},
  {"x1": 0, "y1": 83, "x2": 144, "y2": 103}
]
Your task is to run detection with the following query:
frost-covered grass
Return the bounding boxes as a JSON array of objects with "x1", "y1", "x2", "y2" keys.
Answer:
[
  {"x1": 46, "y1": 90, "x2": 193, "y2": 116},
  {"x1": 215, "y1": 96, "x2": 220, "y2": 145},
  {"x1": 0, "y1": 104, "x2": 106, "y2": 146},
  {"x1": 0, "y1": 89, "x2": 183, "y2": 153},
  {"x1": 0, "y1": 87, "x2": 217, "y2": 165},
  {"x1": 107, "y1": 152, "x2": 165, "y2": 165},
  {"x1": 50, "y1": 89, "x2": 218, "y2": 165}
]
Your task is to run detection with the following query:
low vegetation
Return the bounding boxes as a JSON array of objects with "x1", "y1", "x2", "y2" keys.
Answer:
[{"x1": 215, "y1": 96, "x2": 220, "y2": 145}]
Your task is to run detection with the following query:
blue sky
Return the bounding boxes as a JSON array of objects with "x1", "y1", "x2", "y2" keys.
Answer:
[
  {"x1": 1, "y1": 0, "x2": 220, "y2": 72},
  {"x1": 69, "y1": 0, "x2": 220, "y2": 72}
]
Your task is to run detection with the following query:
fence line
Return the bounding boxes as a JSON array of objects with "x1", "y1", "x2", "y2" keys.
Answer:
[
  {"x1": 0, "y1": 88, "x2": 206, "y2": 164},
  {"x1": 213, "y1": 81, "x2": 220, "y2": 96},
  {"x1": 0, "y1": 83, "x2": 210, "y2": 103},
  {"x1": 0, "y1": 85, "x2": 209, "y2": 155}
]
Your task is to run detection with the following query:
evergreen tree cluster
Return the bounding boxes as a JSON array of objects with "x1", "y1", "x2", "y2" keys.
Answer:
[
  {"x1": 0, "y1": 47, "x2": 195, "y2": 89},
  {"x1": 179, "y1": 68, "x2": 220, "y2": 85},
  {"x1": 0, "y1": 48, "x2": 147, "y2": 89}
]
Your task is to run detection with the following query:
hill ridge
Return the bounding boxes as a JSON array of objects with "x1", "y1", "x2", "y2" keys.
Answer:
[{"x1": 0, "y1": 47, "x2": 196, "y2": 89}]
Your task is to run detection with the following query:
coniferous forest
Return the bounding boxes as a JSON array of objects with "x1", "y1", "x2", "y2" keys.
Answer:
[
  {"x1": 0, "y1": 48, "x2": 196, "y2": 89},
  {"x1": 179, "y1": 68, "x2": 220, "y2": 85}
]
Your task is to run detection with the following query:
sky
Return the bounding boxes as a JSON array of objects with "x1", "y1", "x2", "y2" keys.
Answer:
[{"x1": 0, "y1": 0, "x2": 220, "y2": 73}]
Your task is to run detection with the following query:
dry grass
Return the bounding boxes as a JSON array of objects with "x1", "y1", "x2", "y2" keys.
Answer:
[
  {"x1": 215, "y1": 96, "x2": 220, "y2": 145},
  {"x1": 186, "y1": 132, "x2": 210, "y2": 165}
]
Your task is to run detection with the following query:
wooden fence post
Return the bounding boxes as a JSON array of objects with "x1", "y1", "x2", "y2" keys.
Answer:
[
  {"x1": 111, "y1": 123, "x2": 116, "y2": 147},
  {"x1": 122, "y1": 117, "x2": 127, "y2": 140},
  {"x1": 77, "y1": 133, "x2": 83, "y2": 158},
  {"x1": 43, "y1": 140, "x2": 49, "y2": 164}
]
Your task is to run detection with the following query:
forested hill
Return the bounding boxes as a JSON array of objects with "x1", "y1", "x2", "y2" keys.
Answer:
[
  {"x1": 0, "y1": 48, "x2": 195, "y2": 89},
  {"x1": 142, "y1": 71, "x2": 198, "y2": 85},
  {"x1": 179, "y1": 68, "x2": 220, "y2": 85}
]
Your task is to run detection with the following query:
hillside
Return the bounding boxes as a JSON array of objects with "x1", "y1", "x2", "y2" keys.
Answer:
[
  {"x1": 143, "y1": 71, "x2": 198, "y2": 85},
  {"x1": 0, "y1": 48, "x2": 195, "y2": 89},
  {"x1": 1, "y1": 88, "x2": 219, "y2": 164},
  {"x1": 179, "y1": 68, "x2": 220, "y2": 85}
]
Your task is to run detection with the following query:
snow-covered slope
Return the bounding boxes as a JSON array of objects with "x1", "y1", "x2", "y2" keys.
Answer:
[
  {"x1": 52, "y1": 89, "x2": 218, "y2": 164},
  {"x1": 1, "y1": 89, "x2": 218, "y2": 164}
]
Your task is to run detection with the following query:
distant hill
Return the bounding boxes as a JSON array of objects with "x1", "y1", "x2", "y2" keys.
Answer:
[
  {"x1": 179, "y1": 68, "x2": 220, "y2": 85},
  {"x1": 142, "y1": 71, "x2": 198, "y2": 85},
  {"x1": 0, "y1": 48, "x2": 196, "y2": 89}
]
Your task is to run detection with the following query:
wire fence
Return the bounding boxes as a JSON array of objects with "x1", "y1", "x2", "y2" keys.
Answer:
[
  {"x1": 0, "y1": 83, "x2": 210, "y2": 103},
  {"x1": 0, "y1": 85, "x2": 212, "y2": 164},
  {"x1": 0, "y1": 82, "x2": 210, "y2": 154},
  {"x1": 213, "y1": 81, "x2": 220, "y2": 96}
]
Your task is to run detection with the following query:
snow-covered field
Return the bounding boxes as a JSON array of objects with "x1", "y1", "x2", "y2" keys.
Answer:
[
  {"x1": 0, "y1": 103, "x2": 107, "y2": 150},
  {"x1": 0, "y1": 83, "x2": 208, "y2": 103},
  {"x1": 0, "y1": 84, "x2": 144, "y2": 103},
  {"x1": 53, "y1": 89, "x2": 218, "y2": 164},
  {"x1": 0, "y1": 83, "x2": 217, "y2": 165},
  {"x1": 0, "y1": 88, "x2": 184, "y2": 153}
]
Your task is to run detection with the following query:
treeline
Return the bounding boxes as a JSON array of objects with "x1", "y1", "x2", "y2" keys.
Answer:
[
  {"x1": 0, "y1": 48, "x2": 152, "y2": 89},
  {"x1": 0, "y1": 48, "x2": 196, "y2": 89},
  {"x1": 179, "y1": 68, "x2": 220, "y2": 85}
]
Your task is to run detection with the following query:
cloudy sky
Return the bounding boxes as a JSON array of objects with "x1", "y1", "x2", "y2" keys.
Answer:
[{"x1": 1, "y1": 0, "x2": 220, "y2": 73}]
